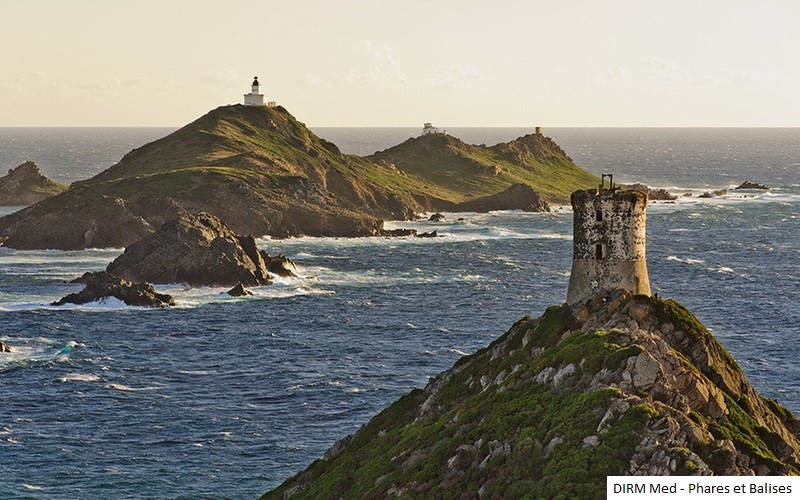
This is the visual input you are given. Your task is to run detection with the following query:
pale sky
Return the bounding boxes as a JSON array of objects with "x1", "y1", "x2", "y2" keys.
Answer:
[{"x1": 1, "y1": 0, "x2": 798, "y2": 127}]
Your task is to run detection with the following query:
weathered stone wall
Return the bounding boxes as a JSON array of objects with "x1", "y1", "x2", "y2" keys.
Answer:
[{"x1": 566, "y1": 189, "x2": 650, "y2": 305}]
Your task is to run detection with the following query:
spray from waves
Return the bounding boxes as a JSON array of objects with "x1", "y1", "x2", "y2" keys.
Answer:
[{"x1": 0, "y1": 338, "x2": 80, "y2": 372}]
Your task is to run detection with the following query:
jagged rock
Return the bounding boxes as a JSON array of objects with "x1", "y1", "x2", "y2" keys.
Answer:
[
  {"x1": 0, "y1": 161, "x2": 67, "y2": 206},
  {"x1": 380, "y1": 228, "x2": 417, "y2": 237},
  {"x1": 226, "y1": 283, "x2": 253, "y2": 297},
  {"x1": 265, "y1": 294, "x2": 800, "y2": 499},
  {"x1": 262, "y1": 253, "x2": 298, "y2": 277},
  {"x1": 699, "y1": 189, "x2": 727, "y2": 198},
  {"x1": 52, "y1": 271, "x2": 174, "y2": 307},
  {"x1": 0, "y1": 340, "x2": 11, "y2": 353},
  {"x1": 428, "y1": 212, "x2": 446, "y2": 222},
  {"x1": 735, "y1": 180, "x2": 769, "y2": 190},
  {"x1": 416, "y1": 231, "x2": 438, "y2": 238},
  {"x1": 106, "y1": 212, "x2": 273, "y2": 287},
  {"x1": 453, "y1": 184, "x2": 550, "y2": 213},
  {"x1": 628, "y1": 183, "x2": 677, "y2": 201}
]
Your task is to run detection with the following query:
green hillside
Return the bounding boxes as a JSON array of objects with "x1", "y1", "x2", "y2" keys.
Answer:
[{"x1": 369, "y1": 132, "x2": 599, "y2": 204}]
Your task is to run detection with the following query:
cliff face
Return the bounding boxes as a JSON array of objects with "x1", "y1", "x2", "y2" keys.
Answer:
[
  {"x1": 264, "y1": 292, "x2": 800, "y2": 499},
  {"x1": 0, "y1": 161, "x2": 67, "y2": 206}
]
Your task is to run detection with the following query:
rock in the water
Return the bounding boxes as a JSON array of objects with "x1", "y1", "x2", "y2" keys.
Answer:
[
  {"x1": 453, "y1": 183, "x2": 550, "y2": 213},
  {"x1": 0, "y1": 340, "x2": 11, "y2": 353},
  {"x1": 428, "y1": 212, "x2": 446, "y2": 222},
  {"x1": 106, "y1": 212, "x2": 273, "y2": 287},
  {"x1": 628, "y1": 183, "x2": 677, "y2": 201},
  {"x1": 699, "y1": 189, "x2": 728, "y2": 198},
  {"x1": 380, "y1": 228, "x2": 417, "y2": 237},
  {"x1": 416, "y1": 230, "x2": 438, "y2": 238},
  {"x1": 262, "y1": 253, "x2": 299, "y2": 277},
  {"x1": 52, "y1": 271, "x2": 174, "y2": 307},
  {"x1": 226, "y1": 283, "x2": 253, "y2": 297},
  {"x1": 0, "y1": 161, "x2": 67, "y2": 206},
  {"x1": 735, "y1": 180, "x2": 769, "y2": 190}
]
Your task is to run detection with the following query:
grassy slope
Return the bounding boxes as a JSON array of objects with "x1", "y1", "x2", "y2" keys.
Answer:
[
  {"x1": 263, "y1": 298, "x2": 800, "y2": 499},
  {"x1": 369, "y1": 133, "x2": 599, "y2": 204}
]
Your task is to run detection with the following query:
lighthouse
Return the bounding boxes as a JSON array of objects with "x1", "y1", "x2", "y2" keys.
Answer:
[
  {"x1": 244, "y1": 76, "x2": 265, "y2": 106},
  {"x1": 566, "y1": 174, "x2": 651, "y2": 306}
]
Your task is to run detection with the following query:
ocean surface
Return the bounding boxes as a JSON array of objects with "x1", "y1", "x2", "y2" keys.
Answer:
[{"x1": 1, "y1": 127, "x2": 799, "y2": 498}]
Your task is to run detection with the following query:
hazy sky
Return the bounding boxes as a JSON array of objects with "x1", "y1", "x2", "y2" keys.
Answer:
[{"x1": 2, "y1": 0, "x2": 798, "y2": 127}]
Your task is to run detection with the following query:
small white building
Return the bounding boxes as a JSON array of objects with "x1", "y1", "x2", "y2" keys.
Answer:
[
  {"x1": 244, "y1": 76, "x2": 266, "y2": 106},
  {"x1": 422, "y1": 122, "x2": 445, "y2": 135}
]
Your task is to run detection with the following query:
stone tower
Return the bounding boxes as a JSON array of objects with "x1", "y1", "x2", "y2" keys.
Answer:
[{"x1": 566, "y1": 175, "x2": 651, "y2": 306}]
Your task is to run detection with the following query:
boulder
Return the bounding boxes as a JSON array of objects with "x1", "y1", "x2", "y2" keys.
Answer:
[
  {"x1": 106, "y1": 212, "x2": 273, "y2": 287},
  {"x1": 226, "y1": 283, "x2": 253, "y2": 297},
  {"x1": 735, "y1": 180, "x2": 769, "y2": 190},
  {"x1": 262, "y1": 253, "x2": 298, "y2": 277},
  {"x1": 416, "y1": 230, "x2": 438, "y2": 238},
  {"x1": 52, "y1": 271, "x2": 174, "y2": 307},
  {"x1": 453, "y1": 183, "x2": 550, "y2": 213},
  {"x1": 428, "y1": 212, "x2": 446, "y2": 222},
  {"x1": 0, "y1": 340, "x2": 11, "y2": 353}
]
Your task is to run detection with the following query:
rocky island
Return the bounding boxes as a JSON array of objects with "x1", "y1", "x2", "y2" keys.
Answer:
[
  {"x1": 0, "y1": 161, "x2": 67, "y2": 206},
  {"x1": 0, "y1": 105, "x2": 597, "y2": 250},
  {"x1": 263, "y1": 184, "x2": 800, "y2": 498},
  {"x1": 51, "y1": 212, "x2": 297, "y2": 307}
]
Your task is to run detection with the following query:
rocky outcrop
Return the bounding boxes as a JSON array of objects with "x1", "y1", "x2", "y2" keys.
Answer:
[
  {"x1": 699, "y1": 189, "x2": 728, "y2": 198},
  {"x1": 226, "y1": 283, "x2": 253, "y2": 297},
  {"x1": 0, "y1": 188, "x2": 154, "y2": 250},
  {"x1": 428, "y1": 212, "x2": 446, "y2": 222},
  {"x1": 106, "y1": 212, "x2": 273, "y2": 287},
  {"x1": 0, "y1": 161, "x2": 67, "y2": 206},
  {"x1": 264, "y1": 292, "x2": 800, "y2": 499},
  {"x1": 453, "y1": 183, "x2": 550, "y2": 213},
  {"x1": 0, "y1": 340, "x2": 11, "y2": 352},
  {"x1": 628, "y1": 183, "x2": 677, "y2": 201},
  {"x1": 735, "y1": 181, "x2": 769, "y2": 190},
  {"x1": 263, "y1": 253, "x2": 298, "y2": 277},
  {"x1": 52, "y1": 271, "x2": 174, "y2": 307}
]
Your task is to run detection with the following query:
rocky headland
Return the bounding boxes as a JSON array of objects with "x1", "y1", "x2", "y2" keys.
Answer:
[
  {"x1": 452, "y1": 183, "x2": 550, "y2": 213},
  {"x1": 264, "y1": 292, "x2": 800, "y2": 498},
  {"x1": 0, "y1": 161, "x2": 67, "y2": 206},
  {"x1": 0, "y1": 105, "x2": 597, "y2": 250}
]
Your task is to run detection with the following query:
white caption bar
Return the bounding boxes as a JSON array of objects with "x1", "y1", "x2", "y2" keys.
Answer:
[{"x1": 608, "y1": 476, "x2": 796, "y2": 498}]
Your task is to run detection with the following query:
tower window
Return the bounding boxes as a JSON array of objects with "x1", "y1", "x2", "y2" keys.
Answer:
[
  {"x1": 595, "y1": 209, "x2": 603, "y2": 222},
  {"x1": 596, "y1": 244, "x2": 603, "y2": 260}
]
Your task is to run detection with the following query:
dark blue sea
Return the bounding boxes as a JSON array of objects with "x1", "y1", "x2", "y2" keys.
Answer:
[{"x1": 1, "y1": 127, "x2": 799, "y2": 498}]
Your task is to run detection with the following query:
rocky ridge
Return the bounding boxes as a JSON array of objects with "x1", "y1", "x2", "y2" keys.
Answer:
[
  {"x1": 0, "y1": 161, "x2": 67, "y2": 206},
  {"x1": 264, "y1": 292, "x2": 800, "y2": 499},
  {"x1": 368, "y1": 132, "x2": 598, "y2": 206}
]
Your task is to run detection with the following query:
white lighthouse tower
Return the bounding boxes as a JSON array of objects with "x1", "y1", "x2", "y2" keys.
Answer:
[{"x1": 244, "y1": 76, "x2": 266, "y2": 106}]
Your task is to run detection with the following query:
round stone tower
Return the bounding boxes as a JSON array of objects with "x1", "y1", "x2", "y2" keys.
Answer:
[{"x1": 566, "y1": 176, "x2": 651, "y2": 306}]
